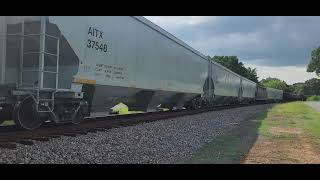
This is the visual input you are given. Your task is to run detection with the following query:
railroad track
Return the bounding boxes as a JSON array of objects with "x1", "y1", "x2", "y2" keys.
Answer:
[{"x1": 0, "y1": 103, "x2": 268, "y2": 150}]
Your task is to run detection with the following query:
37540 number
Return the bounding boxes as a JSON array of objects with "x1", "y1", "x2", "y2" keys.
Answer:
[{"x1": 87, "y1": 39, "x2": 108, "y2": 53}]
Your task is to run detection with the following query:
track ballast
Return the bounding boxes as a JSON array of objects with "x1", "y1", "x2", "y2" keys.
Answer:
[{"x1": 0, "y1": 103, "x2": 270, "y2": 150}]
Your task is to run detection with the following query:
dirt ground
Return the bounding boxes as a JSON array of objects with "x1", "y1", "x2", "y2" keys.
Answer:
[{"x1": 242, "y1": 126, "x2": 320, "y2": 164}]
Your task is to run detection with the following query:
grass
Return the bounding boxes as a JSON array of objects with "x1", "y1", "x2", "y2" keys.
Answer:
[
  {"x1": 259, "y1": 102, "x2": 320, "y2": 140},
  {"x1": 307, "y1": 95, "x2": 320, "y2": 101},
  {"x1": 183, "y1": 101, "x2": 320, "y2": 164}
]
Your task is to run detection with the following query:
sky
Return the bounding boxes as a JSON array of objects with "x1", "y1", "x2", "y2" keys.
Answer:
[{"x1": 144, "y1": 16, "x2": 319, "y2": 85}]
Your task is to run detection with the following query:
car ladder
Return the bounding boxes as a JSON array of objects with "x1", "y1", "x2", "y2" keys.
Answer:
[{"x1": 18, "y1": 16, "x2": 60, "y2": 113}]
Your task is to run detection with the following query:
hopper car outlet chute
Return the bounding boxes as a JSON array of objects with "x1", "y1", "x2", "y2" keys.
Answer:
[{"x1": 0, "y1": 16, "x2": 289, "y2": 130}]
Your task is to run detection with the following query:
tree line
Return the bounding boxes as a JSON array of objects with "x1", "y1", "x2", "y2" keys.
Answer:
[
  {"x1": 209, "y1": 48, "x2": 320, "y2": 96},
  {"x1": 208, "y1": 56, "x2": 259, "y2": 83},
  {"x1": 259, "y1": 77, "x2": 320, "y2": 96}
]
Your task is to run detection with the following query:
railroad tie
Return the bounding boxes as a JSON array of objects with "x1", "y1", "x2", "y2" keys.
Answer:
[
  {"x1": 14, "y1": 140, "x2": 34, "y2": 146},
  {"x1": 59, "y1": 133, "x2": 77, "y2": 137},
  {"x1": 86, "y1": 129, "x2": 98, "y2": 133},
  {"x1": 31, "y1": 137, "x2": 50, "y2": 142},
  {"x1": 0, "y1": 142, "x2": 17, "y2": 150},
  {"x1": 74, "y1": 131, "x2": 88, "y2": 135}
]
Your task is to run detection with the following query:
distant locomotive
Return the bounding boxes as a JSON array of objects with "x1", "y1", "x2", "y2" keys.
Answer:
[{"x1": 0, "y1": 16, "x2": 301, "y2": 130}]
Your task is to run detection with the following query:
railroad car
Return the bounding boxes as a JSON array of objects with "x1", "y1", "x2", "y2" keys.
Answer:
[
  {"x1": 266, "y1": 87, "x2": 283, "y2": 102},
  {"x1": 0, "y1": 16, "x2": 287, "y2": 130},
  {"x1": 240, "y1": 77, "x2": 257, "y2": 104},
  {"x1": 283, "y1": 92, "x2": 306, "y2": 102},
  {"x1": 205, "y1": 62, "x2": 237, "y2": 106},
  {"x1": 255, "y1": 85, "x2": 268, "y2": 102},
  {"x1": 300, "y1": 95, "x2": 307, "y2": 101}
]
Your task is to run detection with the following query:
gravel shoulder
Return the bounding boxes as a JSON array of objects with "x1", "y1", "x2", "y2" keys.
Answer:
[
  {"x1": 0, "y1": 104, "x2": 271, "y2": 164},
  {"x1": 305, "y1": 101, "x2": 320, "y2": 112}
]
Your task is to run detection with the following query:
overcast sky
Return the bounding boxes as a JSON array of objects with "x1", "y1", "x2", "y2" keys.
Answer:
[{"x1": 144, "y1": 16, "x2": 319, "y2": 85}]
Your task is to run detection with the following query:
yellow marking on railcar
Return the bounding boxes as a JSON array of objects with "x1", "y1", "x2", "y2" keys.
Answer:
[{"x1": 73, "y1": 78, "x2": 97, "y2": 85}]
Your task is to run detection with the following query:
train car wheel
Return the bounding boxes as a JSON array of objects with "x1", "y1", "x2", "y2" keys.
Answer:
[{"x1": 13, "y1": 96, "x2": 46, "y2": 130}]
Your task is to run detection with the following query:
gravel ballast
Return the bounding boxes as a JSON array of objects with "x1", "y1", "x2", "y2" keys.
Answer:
[{"x1": 0, "y1": 104, "x2": 271, "y2": 164}]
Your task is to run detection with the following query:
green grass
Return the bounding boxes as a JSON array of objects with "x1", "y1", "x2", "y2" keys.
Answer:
[
  {"x1": 307, "y1": 95, "x2": 320, "y2": 101},
  {"x1": 258, "y1": 102, "x2": 320, "y2": 140},
  {"x1": 183, "y1": 102, "x2": 320, "y2": 164},
  {"x1": 0, "y1": 120, "x2": 15, "y2": 126}
]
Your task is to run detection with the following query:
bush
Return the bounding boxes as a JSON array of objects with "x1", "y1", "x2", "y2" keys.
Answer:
[{"x1": 307, "y1": 95, "x2": 320, "y2": 101}]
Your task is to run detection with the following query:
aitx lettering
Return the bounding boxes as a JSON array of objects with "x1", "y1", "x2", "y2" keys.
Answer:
[
  {"x1": 88, "y1": 27, "x2": 103, "y2": 39},
  {"x1": 87, "y1": 26, "x2": 108, "y2": 53}
]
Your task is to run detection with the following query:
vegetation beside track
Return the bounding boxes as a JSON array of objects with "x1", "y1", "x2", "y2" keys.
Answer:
[
  {"x1": 258, "y1": 102, "x2": 320, "y2": 139},
  {"x1": 0, "y1": 120, "x2": 15, "y2": 126},
  {"x1": 307, "y1": 95, "x2": 320, "y2": 101},
  {"x1": 184, "y1": 102, "x2": 320, "y2": 164}
]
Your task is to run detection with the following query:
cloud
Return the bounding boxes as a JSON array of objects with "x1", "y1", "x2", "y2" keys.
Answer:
[
  {"x1": 246, "y1": 64, "x2": 318, "y2": 85},
  {"x1": 145, "y1": 16, "x2": 320, "y2": 67},
  {"x1": 145, "y1": 16, "x2": 219, "y2": 28}
]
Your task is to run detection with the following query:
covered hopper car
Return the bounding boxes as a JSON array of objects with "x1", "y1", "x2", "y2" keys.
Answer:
[
  {"x1": 283, "y1": 92, "x2": 306, "y2": 102},
  {"x1": 0, "y1": 16, "x2": 289, "y2": 130}
]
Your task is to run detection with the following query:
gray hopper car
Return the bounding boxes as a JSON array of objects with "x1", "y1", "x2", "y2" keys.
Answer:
[
  {"x1": 266, "y1": 87, "x2": 283, "y2": 102},
  {"x1": 0, "y1": 16, "x2": 283, "y2": 130}
]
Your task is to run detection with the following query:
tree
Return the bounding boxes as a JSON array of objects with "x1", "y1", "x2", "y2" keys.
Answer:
[
  {"x1": 210, "y1": 56, "x2": 241, "y2": 73},
  {"x1": 304, "y1": 78, "x2": 320, "y2": 95},
  {"x1": 285, "y1": 79, "x2": 320, "y2": 96},
  {"x1": 260, "y1": 77, "x2": 288, "y2": 91},
  {"x1": 245, "y1": 67, "x2": 258, "y2": 83},
  {"x1": 209, "y1": 56, "x2": 259, "y2": 83},
  {"x1": 307, "y1": 47, "x2": 320, "y2": 76},
  {"x1": 290, "y1": 83, "x2": 306, "y2": 95}
]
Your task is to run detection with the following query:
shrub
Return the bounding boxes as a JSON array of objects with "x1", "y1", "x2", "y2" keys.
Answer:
[{"x1": 307, "y1": 95, "x2": 320, "y2": 101}]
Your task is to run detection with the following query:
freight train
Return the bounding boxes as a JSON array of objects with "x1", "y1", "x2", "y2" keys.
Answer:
[{"x1": 0, "y1": 16, "x2": 303, "y2": 130}]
